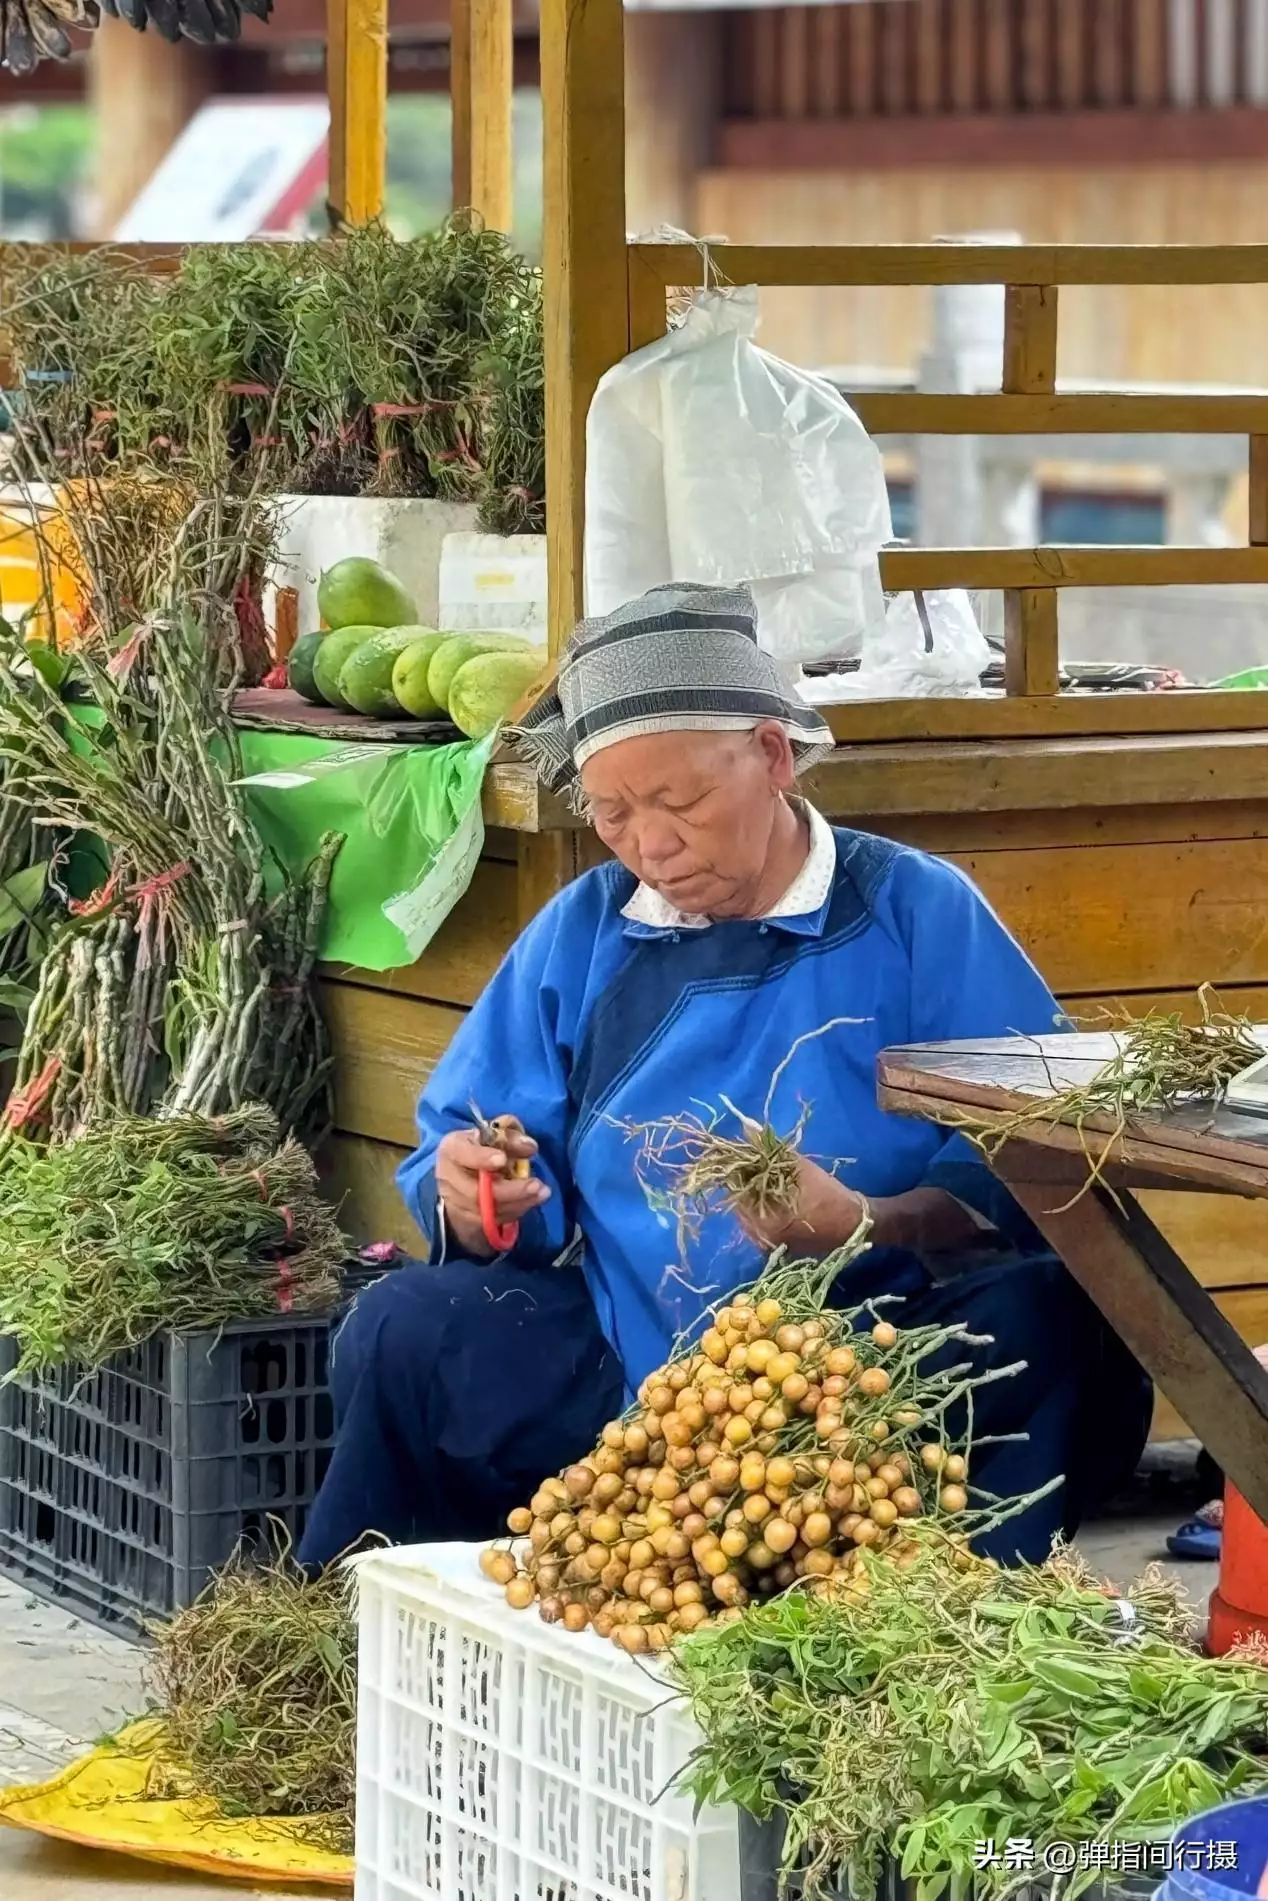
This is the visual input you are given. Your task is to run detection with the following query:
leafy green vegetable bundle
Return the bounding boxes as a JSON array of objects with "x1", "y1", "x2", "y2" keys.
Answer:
[
  {"x1": 672, "y1": 1533, "x2": 1268, "y2": 1901},
  {"x1": 0, "y1": 1104, "x2": 345, "y2": 1372},
  {"x1": 3, "y1": 219, "x2": 545, "y2": 533}
]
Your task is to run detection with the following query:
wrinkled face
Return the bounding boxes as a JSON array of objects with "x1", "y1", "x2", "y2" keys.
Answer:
[{"x1": 580, "y1": 722, "x2": 797, "y2": 918}]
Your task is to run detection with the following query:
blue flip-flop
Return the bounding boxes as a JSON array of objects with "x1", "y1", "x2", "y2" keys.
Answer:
[{"x1": 1167, "y1": 1519, "x2": 1222, "y2": 1560}]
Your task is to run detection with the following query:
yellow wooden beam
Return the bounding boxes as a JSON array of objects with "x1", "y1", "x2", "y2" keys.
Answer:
[
  {"x1": 1004, "y1": 588, "x2": 1060, "y2": 696},
  {"x1": 629, "y1": 240, "x2": 1268, "y2": 288},
  {"x1": 1251, "y1": 435, "x2": 1268, "y2": 547},
  {"x1": 879, "y1": 545, "x2": 1268, "y2": 589},
  {"x1": 627, "y1": 245, "x2": 668, "y2": 353},
  {"x1": 541, "y1": 0, "x2": 630, "y2": 655},
  {"x1": 819, "y1": 693, "x2": 1268, "y2": 746},
  {"x1": 451, "y1": 0, "x2": 514, "y2": 231},
  {"x1": 326, "y1": 0, "x2": 387, "y2": 227},
  {"x1": 1000, "y1": 284, "x2": 1060, "y2": 696}
]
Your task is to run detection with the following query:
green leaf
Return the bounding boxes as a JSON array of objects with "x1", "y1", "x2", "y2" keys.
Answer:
[
  {"x1": 0, "y1": 864, "x2": 46, "y2": 937},
  {"x1": 988, "y1": 1679, "x2": 1035, "y2": 1707},
  {"x1": 1193, "y1": 1694, "x2": 1239, "y2": 1752},
  {"x1": 0, "y1": 979, "x2": 36, "y2": 1016},
  {"x1": 315, "y1": 1632, "x2": 345, "y2": 1674},
  {"x1": 1033, "y1": 1657, "x2": 1103, "y2": 1700},
  {"x1": 900, "y1": 1823, "x2": 928, "y2": 1878},
  {"x1": 1128, "y1": 1667, "x2": 1166, "y2": 1706}
]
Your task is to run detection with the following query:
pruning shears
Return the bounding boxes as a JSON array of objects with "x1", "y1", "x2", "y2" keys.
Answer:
[{"x1": 469, "y1": 1100, "x2": 532, "y2": 1253}]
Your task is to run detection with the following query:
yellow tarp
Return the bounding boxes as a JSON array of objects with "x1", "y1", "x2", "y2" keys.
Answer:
[{"x1": 0, "y1": 1719, "x2": 353, "y2": 1889}]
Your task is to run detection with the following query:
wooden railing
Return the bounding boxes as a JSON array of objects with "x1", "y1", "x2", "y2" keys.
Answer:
[{"x1": 610, "y1": 238, "x2": 1268, "y2": 744}]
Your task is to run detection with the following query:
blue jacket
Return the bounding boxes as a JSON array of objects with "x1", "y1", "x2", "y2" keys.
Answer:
[{"x1": 398, "y1": 827, "x2": 1061, "y2": 1390}]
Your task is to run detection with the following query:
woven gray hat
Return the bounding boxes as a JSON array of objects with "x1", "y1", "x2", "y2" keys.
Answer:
[{"x1": 511, "y1": 582, "x2": 834, "y2": 797}]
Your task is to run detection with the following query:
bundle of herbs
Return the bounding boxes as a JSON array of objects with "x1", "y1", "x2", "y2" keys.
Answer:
[
  {"x1": 0, "y1": 1105, "x2": 345, "y2": 1373},
  {"x1": 145, "y1": 1542, "x2": 356, "y2": 1854},
  {"x1": 475, "y1": 265, "x2": 545, "y2": 534},
  {"x1": 2, "y1": 222, "x2": 546, "y2": 530},
  {"x1": 0, "y1": 248, "x2": 164, "y2": 478},
  {"x1": 618, "y1": 1018, "x2": 861, "y2": 1251},
  {"x1": 0, "y1": 476, "x2": 338, "y2": 1145},
  {"x1": 672, "y1": 1532, "x2": 1268, "y2": 1901}
]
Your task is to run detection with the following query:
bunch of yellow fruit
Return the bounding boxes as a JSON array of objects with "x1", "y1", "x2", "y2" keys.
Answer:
[{"x1": 482, "y1": 1290, "x2": 972, "y2": 1653}]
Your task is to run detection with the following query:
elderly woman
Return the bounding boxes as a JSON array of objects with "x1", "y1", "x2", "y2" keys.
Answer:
[{"x1": 299, "y1": 585, "x2": 1150, "y2": 1569}]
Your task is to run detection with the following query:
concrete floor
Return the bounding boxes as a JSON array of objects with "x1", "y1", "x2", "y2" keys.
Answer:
[{"x1": 0, "y1": 1454, "x2": 1222, "y2": 1898}]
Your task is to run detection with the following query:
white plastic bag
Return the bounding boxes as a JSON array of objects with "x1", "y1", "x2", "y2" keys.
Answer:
[
  {"x1": 797, "y1": 589, "x2": 991, "y2": 702},
  {"x1": 584, "y1": 286, "x2": 891, "y2": 664}
]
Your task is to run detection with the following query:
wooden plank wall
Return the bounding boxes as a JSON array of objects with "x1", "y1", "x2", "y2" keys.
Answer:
[
  {"x1": 322, "y1": 801, "x2": 1268, "y2": 1441},
  {"x1": 725, "y1": 0, "x2": 1268, "y2": 121}
]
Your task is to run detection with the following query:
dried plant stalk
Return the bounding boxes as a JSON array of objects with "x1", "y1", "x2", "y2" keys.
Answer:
[
  {"x1": 618, "y1": 1017, "x2": 864, "y2": 1247},
  {"x1": 953, "y1": 986, "x2": 1262, "y2": 1201},
  {"x1": 0, "y1": 451, "x2": 338, "y2": 1144}
]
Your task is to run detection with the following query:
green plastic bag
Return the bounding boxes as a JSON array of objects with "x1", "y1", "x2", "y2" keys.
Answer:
[
  {"x1": 1209, "y1": 666, "x2": 1268, "y2": 691},
  {"x1": 237, "y1": 731, "x2": 496, "y2": 971}
]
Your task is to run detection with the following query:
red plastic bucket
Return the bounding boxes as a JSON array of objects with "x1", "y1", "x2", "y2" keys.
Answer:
[{"x1": 1207, "y1": 1484, "x2": 1268, "y2": 1655}]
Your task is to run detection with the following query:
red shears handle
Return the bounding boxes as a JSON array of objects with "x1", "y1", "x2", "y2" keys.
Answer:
[{"x1": 478, "y1": 1165, "x2": 520, "y2": 1253}]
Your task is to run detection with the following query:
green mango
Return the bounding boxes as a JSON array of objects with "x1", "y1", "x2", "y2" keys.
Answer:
[
  {"x1": 448, "y1": 649, "x2": 547, "y2": 739},
  {"x1": 427, "y1": 632, "x2": 531, "y2": 714}
]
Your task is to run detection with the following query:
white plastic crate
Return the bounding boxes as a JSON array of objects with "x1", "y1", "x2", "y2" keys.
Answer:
[{"x1": 354, "y1": 1542, "x2": 741, "y2": 1901}]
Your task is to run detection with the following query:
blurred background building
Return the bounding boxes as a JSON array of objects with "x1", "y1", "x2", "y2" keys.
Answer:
[{"x1": 5, "y1": 0, "x2": 1268, "y2": 666}]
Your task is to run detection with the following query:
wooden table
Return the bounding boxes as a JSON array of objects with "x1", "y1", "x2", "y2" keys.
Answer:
[{"x1": 877, "y1": 1031, "x2": 1268, "y2": 1524}]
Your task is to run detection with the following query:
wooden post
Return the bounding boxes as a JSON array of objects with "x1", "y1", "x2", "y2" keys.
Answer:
[
  {"x1": 274, "y1": 587, "x2": 300, "y2": 667},
  {"x1": 88, "y1": 20, "x2": 215, "y2": 238},
  {"x1": 326, "y1": 0, "x2": 388, "y2": 227},
  {"x1": 528, "y1": 0, "x2": 630, "y2": 915},
  {"x1": 541, "y1": 0, "x2": 630, "y2": 655},
  {"x1": 1003, "y1": 588, "x2": 1060, "y2": 696},
  {"x1": 627, "y1": 247, "x2": 667, "y2": 353},
  {"x1": 1002, "y1": 285, "x2": 1061, "y2": 696},
  {"x1": 1249, "y1": 435, "x2": 1268, "y2": 547},
  {"x1": 451, "y1": 0, "x2": 514, "y2": 231}
]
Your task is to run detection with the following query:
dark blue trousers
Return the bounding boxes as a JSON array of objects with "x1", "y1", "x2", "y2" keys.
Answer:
[{"x1": 297, "y1": 1247, "x2": 1151, "y2": 1570}]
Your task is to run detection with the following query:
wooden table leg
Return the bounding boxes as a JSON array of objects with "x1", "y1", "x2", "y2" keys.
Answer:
[{"x1": 995, "y1": 1163, "x2": 1268, "y2": 1523}]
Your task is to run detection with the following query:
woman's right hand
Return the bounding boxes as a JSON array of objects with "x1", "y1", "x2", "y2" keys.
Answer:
[{"x1": 435, "y1": 1126, "x2": 550, "y2": 1258}]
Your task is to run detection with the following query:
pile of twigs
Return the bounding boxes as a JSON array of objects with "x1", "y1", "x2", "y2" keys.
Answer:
[
  {"x1": 146, "y1": 1542, "x2": 356, "y2": 1854},
  {"x1": 954, "y1": 987, "x2": 1262, "y2": 1196},
  {"x1": 0, "y1": 1105, "x2": 345, "y2": 1373},
  {"x1": 2, "y1": 220, "x2": 545, "y2": 533}
]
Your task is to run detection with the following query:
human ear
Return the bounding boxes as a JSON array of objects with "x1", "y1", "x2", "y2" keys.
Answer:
[{"x1": 753, "y1": 721, "x2": 797, "y2": 792}]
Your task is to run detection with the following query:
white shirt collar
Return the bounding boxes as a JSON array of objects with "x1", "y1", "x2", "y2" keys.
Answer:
[{"x1": 620, "y1": 802, "x2": 836, "y2": 931}]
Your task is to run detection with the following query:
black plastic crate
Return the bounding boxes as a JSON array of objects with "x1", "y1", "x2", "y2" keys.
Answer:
[
  {"x1": 0, "y1": 1316, "x2": 337, "y2": 1638},
  {"x1": 739, "y1": 1810, "x2": 898, "y2": 1901},
  {"x1": 738, "y1": 1811, "x2": 1154, "y2": 1901}
]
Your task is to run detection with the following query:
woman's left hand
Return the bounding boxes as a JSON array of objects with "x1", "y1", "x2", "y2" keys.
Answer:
[{"x1": 738, "y1": 1153, "x2": 869, "y2": 1257}]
